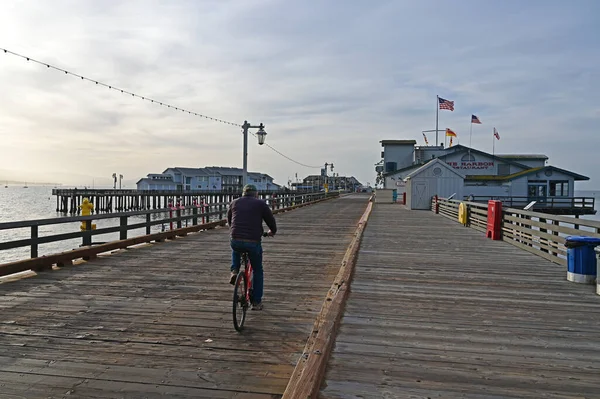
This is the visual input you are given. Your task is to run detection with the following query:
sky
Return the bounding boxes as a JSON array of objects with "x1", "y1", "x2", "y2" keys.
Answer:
[{"x1": 0, "y1": 0, "x2": 598, "y2": 189}]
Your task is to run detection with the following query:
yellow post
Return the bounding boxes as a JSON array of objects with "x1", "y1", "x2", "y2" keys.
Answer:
[
  {"x1": 79, "y1": 198, "x2": 97, "y2": 231},
  {"x1": 458, "y1": 202, "x2": 468, "y2": 226}
]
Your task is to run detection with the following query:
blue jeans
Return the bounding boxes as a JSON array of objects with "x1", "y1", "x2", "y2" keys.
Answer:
[{"x1": 231, "y1": 239, "x2": 263, "y2": 304}]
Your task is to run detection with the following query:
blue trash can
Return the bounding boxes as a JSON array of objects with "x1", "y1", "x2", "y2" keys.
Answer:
[
  {"x1": 392, "y1": 189, "x2": 398, "y2": 203},
  {"x1": 565, "y1": 236, "x2": 600, "y2": 284},
  {"x1": 596, "y1": 247, "x2": 600, "y2": 295}
]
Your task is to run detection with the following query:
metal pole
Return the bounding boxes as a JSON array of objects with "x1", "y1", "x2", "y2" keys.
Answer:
[
  {"x1": 435, "y1": 95, "x2": 439, "y2": 146},
  {"x1": 242, "y1": 121, "x2": 249, "y2": 187},
  {"x1": 469, "y1": 123, "x2": 473, "y2": 148}
]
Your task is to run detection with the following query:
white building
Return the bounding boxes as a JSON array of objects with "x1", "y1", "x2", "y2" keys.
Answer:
[
  {"x1": 136, "y1": 167, "x2": 281, "y2": 192},
  {"x1": 379, "y1": 140, "x2": 592, "y2": 215},
  {"x1": 136, "y1": 174, "x2": 178, "y2": 191},
  {"x1": 405, "y1": 159, "x2": 465, "y2": 210}
]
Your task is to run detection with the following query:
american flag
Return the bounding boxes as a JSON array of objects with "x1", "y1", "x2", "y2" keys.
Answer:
[
  {"x1": 471, "y1": 114, "x2": 481, "y2": 124},
  {"x1": 422, "y1": 132, "x2": 429, "y2": 145},
  {"x1": 494, "y1": 127, "x2": 500, "y2": 140},
  {"x1": 439, "y1": 97, "x2": 454, "y2": 111}
]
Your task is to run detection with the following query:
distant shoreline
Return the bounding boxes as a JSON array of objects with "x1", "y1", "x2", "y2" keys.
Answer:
[{"x1": 2, "y1": 182, "x2": 63, "y2": 186}]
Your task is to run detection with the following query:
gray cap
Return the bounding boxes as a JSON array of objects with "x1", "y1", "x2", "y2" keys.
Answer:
[{"x1": 243, "y1": 184, "x2": 257, "y2": 194}]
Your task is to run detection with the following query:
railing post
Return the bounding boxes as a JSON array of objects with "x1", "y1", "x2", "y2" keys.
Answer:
[
  {"x1": 83, "y1": 219, "x2": 92, "y2": 247},
  {"x1": 539, "y1": 217, "x2": 548, "y2": 253},
  {"x1": 31, "y1": 225, "x2": 38, "y2": 258},
  {"x1": 551, "y1": 220, "x2": 559, "y2": 256},
  {"x1": 219, "y1": 195, "x2": 224, "y2": 220},
  {"x1": 120, "y1": 216, "x2": 128, "y2": 240},
  {"x1": 146, "y1": 213, "x2": 151, "y2": 235},
  {"x1": 176, "y1": 208, "x2": 182, "y2": 229},
  {"x1": 192, "y1": 206, "x2": 198, "y2": 225}
]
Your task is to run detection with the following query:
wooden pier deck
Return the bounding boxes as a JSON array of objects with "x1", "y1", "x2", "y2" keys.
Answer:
[
  {"x1": 319, "y1": 204, "x2": 600, "y2": 398},
  {"x1": 0, "y1": 195, "x2": 369, "y2": 398}
]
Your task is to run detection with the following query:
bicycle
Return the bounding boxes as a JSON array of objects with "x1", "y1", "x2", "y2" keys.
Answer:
[{"x1": 232, "y1": 232, "x2": 271, "y2": 332}]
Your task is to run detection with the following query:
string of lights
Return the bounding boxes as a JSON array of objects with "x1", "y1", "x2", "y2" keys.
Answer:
[
  {"x1": 263, "y1": 143, "x2": 321, "y2": 168},
  {"x1": 1, "y1": 47, "x2": 322, "y2": 169}
]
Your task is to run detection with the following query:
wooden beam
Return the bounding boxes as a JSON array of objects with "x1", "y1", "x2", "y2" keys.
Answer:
[{"x1": 282, "y1": 199, "x2": 373, "y2": 399}]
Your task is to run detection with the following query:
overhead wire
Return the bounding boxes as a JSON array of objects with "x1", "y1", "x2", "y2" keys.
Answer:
[{"x1": 1, "y1": 47, "x2": 322, "y2": 168}]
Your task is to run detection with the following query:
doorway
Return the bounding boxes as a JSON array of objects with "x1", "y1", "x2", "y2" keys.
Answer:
[{"x1": 527, "y1": 183, "x2": 547, "y2": 203}]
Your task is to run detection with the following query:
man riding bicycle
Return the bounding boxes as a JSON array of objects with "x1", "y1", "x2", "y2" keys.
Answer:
[{"x1": 227, "y1": 184, "x2": 277, "y2": 310}]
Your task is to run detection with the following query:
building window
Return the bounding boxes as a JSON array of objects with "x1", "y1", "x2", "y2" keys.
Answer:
[
  {"x1": 385, "y1": 162, "x2": 397, "y2": 172},
  {"x1": 549, "y1": 181, "x2": 569, "y2": 197}
]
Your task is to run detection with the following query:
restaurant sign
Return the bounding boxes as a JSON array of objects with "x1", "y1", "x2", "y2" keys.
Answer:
[{"x1": 447, "y1": 155, "x2": 494, "y2": 170}]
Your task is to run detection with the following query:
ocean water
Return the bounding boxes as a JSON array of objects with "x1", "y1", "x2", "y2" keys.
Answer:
[
  {"x1": 0, "y1": 185, "x2": 214, "y2": 264},
  {"x1": 1, "y1": 186, "x2": 599, "y2": 264},
  {"x1": 575, "y1": 190, "x2": 600, "y2": 223}
]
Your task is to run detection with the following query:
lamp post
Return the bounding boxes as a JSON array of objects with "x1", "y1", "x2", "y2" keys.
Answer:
[
  {"x1": 241, "y1": 121, "x2": 267, "y2": 187},
  {"x1": 323, "y1": 162, "x2": 334, "y2": 192}
]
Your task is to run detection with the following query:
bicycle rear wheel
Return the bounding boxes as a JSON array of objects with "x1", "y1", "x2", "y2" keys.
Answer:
[{"x1": 232, "y1": 270, "x2": 248, "y2": 332}]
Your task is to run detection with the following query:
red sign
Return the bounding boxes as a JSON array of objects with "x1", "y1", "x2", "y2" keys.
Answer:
[{"x1": 447, "y1": 161, "x2": 494, "y2": 170}]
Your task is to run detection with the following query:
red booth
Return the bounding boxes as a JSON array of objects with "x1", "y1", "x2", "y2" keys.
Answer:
[{"x1": 486, "y1": 200, "x2": 502, "y2": 240}]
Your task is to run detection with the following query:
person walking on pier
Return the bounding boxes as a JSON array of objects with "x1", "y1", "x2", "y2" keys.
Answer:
[{"x1": 227, "y1": 184, "x2": 277, "y2": 310}]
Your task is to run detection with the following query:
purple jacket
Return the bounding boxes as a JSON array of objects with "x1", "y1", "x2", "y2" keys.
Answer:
[{"x1": 227, "y1": 196, "x2": 277, "y2": 242}]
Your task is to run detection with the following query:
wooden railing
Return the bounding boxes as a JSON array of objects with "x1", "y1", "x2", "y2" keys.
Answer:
[
  {"x1": 51, "y1": 188, "x2": 318, "y2": 214},
  {"x1": 436, "y1": 198, "x2": 489, "y2": 232},
  {"x1": 433, "y1": 197, "x2": 600, "y2": 266},
  {"x1": 0, "y1": 192, "x2": 338, "y2": 276},
  {"x1": 52, "y1": 188, "x2": 293, "y2": 196},
  {"x1": 467, "y1": 196, "x2": 595, "y2": 212}
]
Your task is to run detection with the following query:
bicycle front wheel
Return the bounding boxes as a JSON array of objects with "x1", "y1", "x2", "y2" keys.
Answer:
[{"x1": 232, "y1": 271, "x2": 248, "y2": 332}]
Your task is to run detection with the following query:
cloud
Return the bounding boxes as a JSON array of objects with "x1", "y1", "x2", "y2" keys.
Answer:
[{"x1": 0, "y1": 0, "x2": 598, "y2": 189}]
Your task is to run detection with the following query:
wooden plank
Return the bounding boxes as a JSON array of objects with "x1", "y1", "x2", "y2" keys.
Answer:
[
  {"x1": 0, "y1": 372, "x2": 276, "y2": 399},
  {"x1": 503, "y1": 220, "x2": 568, "y2": 245},
  {"x1": 502, "y1": 234, "x2": 568, "y2": 266},
  {"x1": 504, "y1": 214, "x2": 600, "y2": 237},
  {"x1": 0, "y1": 195, "x2": 338, "y2": 277},
  {"x1": 282, "y1": 200, "x2": 373, "y2": 399},
  {"x1": 0, "y1": 194, "x2": 369, "y2": 398},
  {"x1": 505, "y1": 207, "x2": 600, "y2": 229},
  {"x1": 501, "y1": 228, "x2": 566, "y2": 256},
  {"x1": 319, "y1": 204, "x2": 600, "y2": 399}
]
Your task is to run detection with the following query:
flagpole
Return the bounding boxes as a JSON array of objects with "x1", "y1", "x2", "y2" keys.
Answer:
[
  {"x1": 469, "y1": 122, "x2": 473, "y2": 148},
  {"x1": 435, "y1": 95, "x2": 439, "y2": 146},
  {"x1": 492, "y1": 128, "x2": 495, "y2": 156}
]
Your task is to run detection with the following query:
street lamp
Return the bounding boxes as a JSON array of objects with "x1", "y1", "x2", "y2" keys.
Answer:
[
  {"x1": 242, "y1": 121, "x2": 267, "y2": 187},
  {"x1": 323, "y1": 162, "x2": 334, "y2": 192}
]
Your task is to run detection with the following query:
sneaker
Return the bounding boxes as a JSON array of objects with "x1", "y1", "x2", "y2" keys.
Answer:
[
  {"x1": 251, "y1": 302, "x2": 263, "y2": 311},
  {"x1": 229, "y1": 271, "x2": 238, "y2": 285}
]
